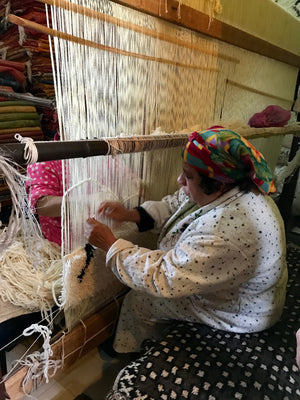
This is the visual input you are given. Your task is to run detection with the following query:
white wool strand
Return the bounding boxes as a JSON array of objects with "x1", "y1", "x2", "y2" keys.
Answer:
[
  {"x1": 0, "y1": 236, "x2": 62, "y2": 315},
  {"x1": 14, "y1": 133, "x2": 39, "y2": 164}
]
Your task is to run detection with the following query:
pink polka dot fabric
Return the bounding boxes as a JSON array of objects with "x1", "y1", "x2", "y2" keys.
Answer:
[{"x1": 26, "y1": 160, "x2": 63, "y2": 246}]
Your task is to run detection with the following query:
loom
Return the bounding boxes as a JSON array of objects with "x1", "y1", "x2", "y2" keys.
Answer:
[{"x1": 1, "y1": 0, "x2": 300, "y2": 398}]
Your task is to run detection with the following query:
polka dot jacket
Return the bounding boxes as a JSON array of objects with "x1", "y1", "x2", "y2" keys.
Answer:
[
  {"x1": 26, "y1": 160, "x2": 63, "y2": 246},
  {"x1": 107, "y1": 187, "x2": 288, "y2": 333}
]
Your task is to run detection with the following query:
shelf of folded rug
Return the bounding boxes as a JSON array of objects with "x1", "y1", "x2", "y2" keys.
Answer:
[{"x1": 0, "y1": 99, "x2": 44, "y2": 143}]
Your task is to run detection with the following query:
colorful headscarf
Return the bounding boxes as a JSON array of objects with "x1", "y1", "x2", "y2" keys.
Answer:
[{"x1": 182, "y1": 126, "x2": 276, "y2": 194}]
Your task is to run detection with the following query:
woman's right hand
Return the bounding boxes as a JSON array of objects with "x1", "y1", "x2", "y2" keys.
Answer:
[{"x1": 98, "y1": 202, "x2": 140, "y2": 223}]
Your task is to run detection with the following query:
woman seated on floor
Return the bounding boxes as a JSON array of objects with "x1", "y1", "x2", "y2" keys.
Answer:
[{"x1": 87, "y1": 126, "x2": 288, "y2": 354}]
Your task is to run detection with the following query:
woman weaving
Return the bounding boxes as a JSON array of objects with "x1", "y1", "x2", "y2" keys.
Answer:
[{"x1": 87, "y1": 126, "x2": 287, "y2": 354}]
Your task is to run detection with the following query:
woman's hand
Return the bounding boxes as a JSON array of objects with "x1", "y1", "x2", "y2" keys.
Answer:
[
  {"x1": 98, "y1": 202, "x2": 140, "y2": 223},
  {"x1": 87, "y1": 217, "x2": 117, "y2": 252}
]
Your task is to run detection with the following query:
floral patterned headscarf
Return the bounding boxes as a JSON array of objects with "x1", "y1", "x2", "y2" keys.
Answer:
[{"x1": 182, "y1": 126, "x2": 276, "y2": 194}]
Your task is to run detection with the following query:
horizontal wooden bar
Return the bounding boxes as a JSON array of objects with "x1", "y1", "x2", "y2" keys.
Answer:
[
  {"x1": 0, "y1": 134, "x2": 190, "y2": 165},
  {"x1": 1, "y1": 139, "x2": 109, "y2": 165},
  {"x1": 227, "y1": 80, "x2": 293, "y2": 104},
  {"x1": 37, "y1": 0, "x2": 238, "y2": 63},
  {"x1": 8, "y1": 14, "x2": 218, "y2": 72},
  {"x1": 1, "y1": 125, "x2": 300, "y2": 165}
]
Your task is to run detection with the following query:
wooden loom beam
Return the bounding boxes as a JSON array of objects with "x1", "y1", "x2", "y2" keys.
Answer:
[
  {"x1": 112, "y1": 0, "x2": 300, "y2": 68},
  {"x1": 1, "y1": 134, "x2": 189, "y2": 165},
  {"x1": 226, "y1": 80, "x2": 293, "y2": 105},
  {"x1": 1, "y1": 125, "x2": 300, "y2": 165},
  {"x1": 7, "y1": 14, "x2": 218, "y2": 73},
  {"x1": 36, "y1": 0, "x2": 237, "y2": 63}
]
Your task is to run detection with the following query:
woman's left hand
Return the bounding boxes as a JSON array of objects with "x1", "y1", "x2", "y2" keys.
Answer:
[{"x1": 87, "y1": 217, "x2": 117, "y2": 252}]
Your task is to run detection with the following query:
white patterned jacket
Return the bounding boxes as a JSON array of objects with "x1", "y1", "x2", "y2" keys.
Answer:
[{"x1": 106, "y1": 187, "x2": 288, "y2": 332}]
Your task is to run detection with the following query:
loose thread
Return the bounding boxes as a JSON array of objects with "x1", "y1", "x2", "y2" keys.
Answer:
[
  {"x1": 14, "y1": 134, "x2": 39, "y2": 164},
  {"x1": 104, "y1": 138, "x2": 123, "y2": 157},
  {"x1": 60, "y1": 331, "x2": 66, "y2": 370},
  {"x1": 0, "y1": 308, "x2": 61, "y2": 356},
  {"x1": 78, "y1": 319, "x2": 87, "y2": 359},
  {"x1": 18, "y1": 323, "x2": 62, "y2": 397},
  {"x1": 61, "y1": 321, "x2": 115, "y2": 361}
]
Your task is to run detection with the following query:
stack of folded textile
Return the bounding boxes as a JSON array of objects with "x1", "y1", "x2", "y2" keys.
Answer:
[
  {"x1": 0, "y1": 59, "x2": 43, "y2": 143},
  {"x1": 0, "y1": 1, "x2": 56, "y2": 219},
  {"x1": 0, "y1": 0, "x2": 56, "y2": 138},
  {"x1": 4, "y1": 0, "x2": 55, "y2": 100},
  {"x1": 0, "y1": 100, "x2": 43, "y2": 144},
  {"x1": 0, "y1": 60, "x2": 26, "y2": 92}
]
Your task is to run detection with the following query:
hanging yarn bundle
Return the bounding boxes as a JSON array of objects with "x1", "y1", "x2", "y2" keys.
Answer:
[
  {"x1": 0, "y1": 135, "x2": 42, "y2": 259},
  {"x1": 0, "y1": 154, "x2": 30, "y2": 254},
  {"x1": 0, "y1": 139, "x2": 64, "y2": 394},
  {"x1": 0, "y1": 137, "x2": 63, "y2": 320},
  {"x1": 0, "y1": 233, "x2": 62, "y2": 317}
]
